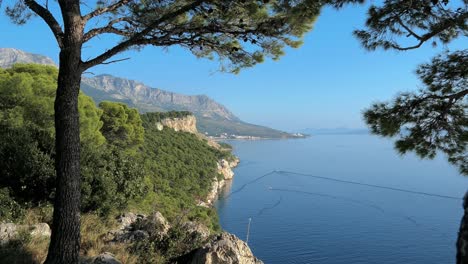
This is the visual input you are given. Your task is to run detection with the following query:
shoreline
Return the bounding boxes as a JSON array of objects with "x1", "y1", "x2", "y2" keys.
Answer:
[{"x1": 210, "y1": 135, "x2": 309, "y2": 141}]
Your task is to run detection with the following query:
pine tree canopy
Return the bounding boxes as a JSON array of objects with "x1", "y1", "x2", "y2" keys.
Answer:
[
  {"x1": 334, "y1": 0, "x2": 467, "y2": 174},
  {"x1": 364, "y1": 51, "x2": 467, "y2": 174},
  {"x1": 3, "y1": 0, "x2": 325, "y2": 73}
]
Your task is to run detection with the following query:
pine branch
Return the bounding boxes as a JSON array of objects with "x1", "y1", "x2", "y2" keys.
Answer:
[
  {"x1": 81, "y1": 0, "x2": 206, "y2": 69},
  {"x1": 82, "y1": 0, "x2": 132, "y2": 22},
  {"x1": 83, "y1": 17, "x2": 133, "y2": 42},
  {"x1": 24, "y1": 0, "x2": 64, "y2": 48}
]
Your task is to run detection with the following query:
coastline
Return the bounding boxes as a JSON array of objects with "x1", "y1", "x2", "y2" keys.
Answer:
[
  {"x1": 198, "y1": 157, "x2": 240, "y2": 207},
  {"x1": 210, "y1": 135, "x2": 309, "y2": 141}
]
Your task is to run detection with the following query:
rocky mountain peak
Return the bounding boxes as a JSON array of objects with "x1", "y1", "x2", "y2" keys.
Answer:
[
  {"x1": 0, "y1": 48, "x2": 56, "y2": 68},
  {"x1": 82, "y1": 74, "x2": 240, "y2": 122}
]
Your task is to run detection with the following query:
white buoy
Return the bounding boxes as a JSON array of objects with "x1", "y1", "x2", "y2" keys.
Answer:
[{"x1": 246, "y1": 217, "x2": 252, "y2": 244}]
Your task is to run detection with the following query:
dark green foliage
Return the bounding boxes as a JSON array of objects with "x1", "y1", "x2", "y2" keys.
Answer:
[
  {"x1": 364, "y1": 51, "x2": 467, "y2": 174},
  {"x1": 0, "y1": 64, "x2": 105, "y2": 147},
  {"x1": 4, "y1": 1, "x2": 325, "y2": 73},
  {"x1": 0, "y1": 127, "x2": 56, "y2": 203},
  {"x1": 218, "y1": 142, "x2": 233, "y2": 150},
  {"x1": 0, "y1": 188, "x2": 24, "y2": 222},
  {"x1": 107, "y1": 0, "x2": 324, "y2": 73},
  {"x1": 330, "y1": 1, "x2": 467, "y2": 174},
  {"x1": 0, "y1": 64, "x2": 228, "y2": 235},
  {"x1": 135, "y1": 117, "x2": 225, "y2": 230},
  {"x1": 350, "y1": 0, "x2": 467, "y2": 51},
  {"x1": 141, "y1": 126, "x2": 216, "y2": 206},
  {"x1": 99, "y1": 101, "x2": 144, "y2": 149},
  {"x1": 141, "y1": 111, "x2": 192, "y2": 124},
  {"x1": 80, "y1": 145, "x2": 148, "y2": 215},
  {"x1": 0, "y1": 65, "x2": 148, "y2": 216}
]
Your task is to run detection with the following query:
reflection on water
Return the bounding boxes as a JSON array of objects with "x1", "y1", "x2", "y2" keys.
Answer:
[{"x1": 215, "y1": 135, "x2": 467, "y2": 264}]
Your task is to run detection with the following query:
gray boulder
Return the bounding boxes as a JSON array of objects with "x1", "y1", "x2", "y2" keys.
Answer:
[
  {"x1": 0, "y1": 223, "x2": 18, "y2": 243},
  {"x1": 182, "y1": 221, "x2": 211, "y2": 243},
  {"x1": 83, "y1": 252, "x2": 121, "y2": 264},
  {"x1": 137, "y1": 211, "x2": 170, "y2": 237},
  {"x1": 30, "y1": 223, "x2": 52, "y2": 237},
  {"x1": 180, "y1": 232, "x2": 263, "y2": 264},
  {"x1": 108, "y1": 211, "x2": 169, "y2": 243},
  {"x1": 0, "y1": 223, "x2": 51, "y2": 244},
  {"x1": 116, "y1": 212, "x2": 146, "y2": 230}
]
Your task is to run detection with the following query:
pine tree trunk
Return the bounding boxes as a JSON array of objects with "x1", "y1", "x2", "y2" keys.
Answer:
[
  {"x1": 457, "y1": 191, "x2": 468, "y2": 264},
  {"x1": 44, "y1": 2, "x2": 84, "y2": 263},
  {"x1": 44, "y1": 50, "x2": 82, "y2": 264}
]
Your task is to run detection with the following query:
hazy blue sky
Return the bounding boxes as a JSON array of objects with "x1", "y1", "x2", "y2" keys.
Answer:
[{"x1": 1, "y1": 3, "x2": 465, "y2": 131}]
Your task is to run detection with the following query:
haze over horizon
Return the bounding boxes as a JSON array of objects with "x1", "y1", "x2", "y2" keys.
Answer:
[{"x1": 1, "y1": 4, "x2": 466, "y2": 132}]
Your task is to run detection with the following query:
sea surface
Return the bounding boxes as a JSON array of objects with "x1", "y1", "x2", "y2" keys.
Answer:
[{"x1": 215, "y1": 135, "x2": 468, "y2": 264}]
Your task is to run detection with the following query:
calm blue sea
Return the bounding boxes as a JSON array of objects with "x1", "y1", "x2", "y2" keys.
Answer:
[{"x1": 215, "y1": 135, "x2": 467, "y2": 264}]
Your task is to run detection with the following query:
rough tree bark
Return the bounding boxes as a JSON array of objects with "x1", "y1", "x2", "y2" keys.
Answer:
[
  {"x1": 44, "y1": 1, "x2": 84, "y2": 263},
  {"x1": 457, "y1": 191, "x2": 468, "y2": 264}
]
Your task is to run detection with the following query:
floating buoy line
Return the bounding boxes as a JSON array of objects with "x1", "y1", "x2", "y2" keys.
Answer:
[
  {"x1": 225, "y1": 170, "x2": 459, "y2": 243},
  {"x1": 222, "y1": 170, "x2": 463, "y2": 201}
]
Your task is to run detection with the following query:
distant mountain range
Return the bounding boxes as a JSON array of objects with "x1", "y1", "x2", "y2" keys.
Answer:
[
  {"x1": 0, "y1": 48, "x2": 296, "y2": 138},
  {"x1": 0, "y1": 48, "x2": 56, "y2": 68}
]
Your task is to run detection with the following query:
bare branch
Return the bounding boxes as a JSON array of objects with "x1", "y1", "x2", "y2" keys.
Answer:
[
  {"x1": 391, "y1": 40, "x2": 425, "y2": 51},
  {"x1": 396, "y1": 17, "x2": 422, "y2": 40},
  {"x1": 99, "y1": 57, "x2": 130, "y2": 64},
  {"x1": 83, "y1": 17, "x2": 133, "y2": 42},
  {"x1": 82, "y1": 0, "x2": 132, "y2": 22},
  {"x1": 24, "y1": 0, "x2": 64, "y2": 48},
  {"x1": 392, "y1": 17, "x2": 464, "y2": 51},
  {"x1": 82, "y1": 0, "x2": 206, "y2": 69}
]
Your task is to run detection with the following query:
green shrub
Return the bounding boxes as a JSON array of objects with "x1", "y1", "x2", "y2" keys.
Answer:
[
  {"x1": 81, "y1": 145, "x2": 148, "y2": 215},
  {"x1": 0, "y1": 188, "x2": 24, "y2": 222}
]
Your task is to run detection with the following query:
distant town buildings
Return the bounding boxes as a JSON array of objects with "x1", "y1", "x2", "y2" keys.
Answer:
[{"x1": 206, "y1": 132, "x2": 306, "y2": 140}]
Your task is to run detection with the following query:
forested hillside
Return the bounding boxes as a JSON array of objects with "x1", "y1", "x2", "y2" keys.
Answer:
[{"x1": 0, "y1": 64, "x2": 233, "y2": 263}]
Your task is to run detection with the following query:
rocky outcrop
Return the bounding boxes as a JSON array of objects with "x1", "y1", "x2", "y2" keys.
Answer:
[
  {"x1": 88, "y1": 252, "x2": 122, "y2": 264},
  {"x1": 160, "y1": 115, "x2": 198, "y2": 134},
  {"x1": 0, "y1": 223, "x2": 51, "y2": 244},
  {"x1": 99, "y1": 212, "x2": 262, "y2": 264},
  {"x1": 201, "y1": 158, "x2": 240, "y2": 206},
  {"x1": 182, "y1": 221, "x2": 211, "y2": 243},
  {"x1": 115, "y1": 212, "x2": 143, "y2": 230},
  {"x1": 218, "y1": 159, "x2": 239, "y2": 180},
  {"x1": 203, "y1": 178, "x2": 222, "y2": 206},
  {"x1": 107, "y1": 212, "x2": 172, "y2": 243},
  {"x1": 137, "y1": 211, "x2": 171, "y2": 237},
  {"x1": 106, "y1": 211, "x2": 214, "y2": 250},
  {"x1": 177, "y1": 232, "x2": 263, "y2": 264}
]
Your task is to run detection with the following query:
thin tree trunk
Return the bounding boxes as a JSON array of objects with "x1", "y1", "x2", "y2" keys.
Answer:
[
  {"x1": 45, "y1": 2, "x2": 84, "y2": 263},
  {"x1": 457, "y1": 191, "x2": 468, "y2": 264}
]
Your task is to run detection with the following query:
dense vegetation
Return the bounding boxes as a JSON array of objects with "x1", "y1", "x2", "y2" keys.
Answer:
[
  {"x1": 0, "y1": 64, "x2": 229, "y2": 261},
  {"x1": 141, "y1": 111, "x2": 193, "y2": 124},
  {"x1": 0, "y1": 64, "x2": 143, "y2": 216}
]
